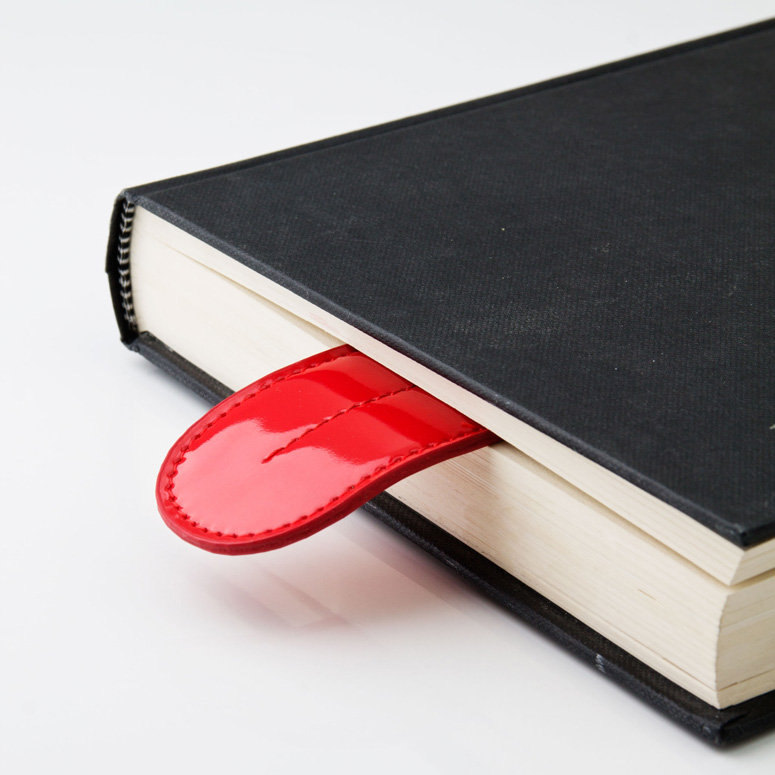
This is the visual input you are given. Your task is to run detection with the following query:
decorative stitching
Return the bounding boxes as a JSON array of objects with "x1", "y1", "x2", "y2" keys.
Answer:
[
  {"x1": 116, "y1": 200, "x2": 137, "y2": 329},
  {"x1": 161, "y1": 349, "x2": 484, "y2": 540},
  {"x1": 168, "y1": 347, "x2": 355, "y2": 465},
  {"x1": 261, "y1": 385, "x2": 415, "y2": 464},
  {"x1": 163, "y1": 348, "x2": 358, "y2": 533},
  {"x1": 166, "y1": 423, "x2": 483, "y2": 540}
]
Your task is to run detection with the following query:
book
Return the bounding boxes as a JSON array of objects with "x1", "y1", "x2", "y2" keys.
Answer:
[{"x1": 106, "y1": 18, "x2": 775, "y2": 744}]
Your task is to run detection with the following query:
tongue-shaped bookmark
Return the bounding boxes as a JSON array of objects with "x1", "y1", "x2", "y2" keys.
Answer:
[{"x1": 157, "y1": 345, "x2": 496, "y2": 554}]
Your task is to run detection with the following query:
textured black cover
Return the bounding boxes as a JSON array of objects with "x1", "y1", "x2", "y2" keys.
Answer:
[
  {"x1": 120, "y1": 331, "x2": 775, "y2": 745},
  {"x1": 109, "y1": 19, "x2": 775, "y2": 547}
]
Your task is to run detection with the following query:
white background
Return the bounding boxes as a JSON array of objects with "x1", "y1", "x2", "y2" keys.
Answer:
[{"x1": 2, "y1": 1, "x2": 775, "y2": 772}]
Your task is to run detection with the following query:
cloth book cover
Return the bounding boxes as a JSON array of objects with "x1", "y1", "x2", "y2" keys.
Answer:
[{"x1": 107, "y1": 18, "x2": 775, "y2": 745}]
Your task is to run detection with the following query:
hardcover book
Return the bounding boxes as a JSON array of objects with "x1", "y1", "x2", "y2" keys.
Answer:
[{"x1": 107, "y1": 19, "x2": 775, "y2": 744}]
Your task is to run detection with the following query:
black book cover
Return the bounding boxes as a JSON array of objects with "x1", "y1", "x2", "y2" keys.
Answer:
[
  {"x1": 109, "y1": 19, "x2": 775, "y2": 547},
  {"x1": 107, "y1": 19, "x2": 775, "y2": 743}
]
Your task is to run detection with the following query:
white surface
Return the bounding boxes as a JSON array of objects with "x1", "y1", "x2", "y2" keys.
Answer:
[{"x1": 2, "y1": 1, "x2": 775, "y2": 772}]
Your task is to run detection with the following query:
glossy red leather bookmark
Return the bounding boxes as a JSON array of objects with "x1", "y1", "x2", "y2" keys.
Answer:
[{"x1": 157, "y1": 345, "x2": 496, "y2": 554}]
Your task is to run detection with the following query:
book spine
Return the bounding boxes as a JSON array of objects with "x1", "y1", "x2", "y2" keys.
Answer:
[{"x1": 105, "y1": 195, "x2": 139, "y2": 345}]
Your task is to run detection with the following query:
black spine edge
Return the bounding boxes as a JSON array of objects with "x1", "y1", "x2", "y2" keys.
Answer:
[
  {"x1": 129, "y1": 333, "x2": 231, "y2": 406},
  {"x1": 105, "y1": 194, "x2": 139, "y2": 344}
]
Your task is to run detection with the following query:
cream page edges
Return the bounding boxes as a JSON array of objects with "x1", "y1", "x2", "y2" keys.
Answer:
[
  {"x1": 127, "y1": 205, "x2": 775, "y2": 707},
  {"x1": 127, "y1": 206, "x2": 775, "y2": 586}
]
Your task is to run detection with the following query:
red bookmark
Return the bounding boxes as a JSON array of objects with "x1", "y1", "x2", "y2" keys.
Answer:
[{"x1": 157, "y1": 345, "x2": 496, "y2": 554}]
